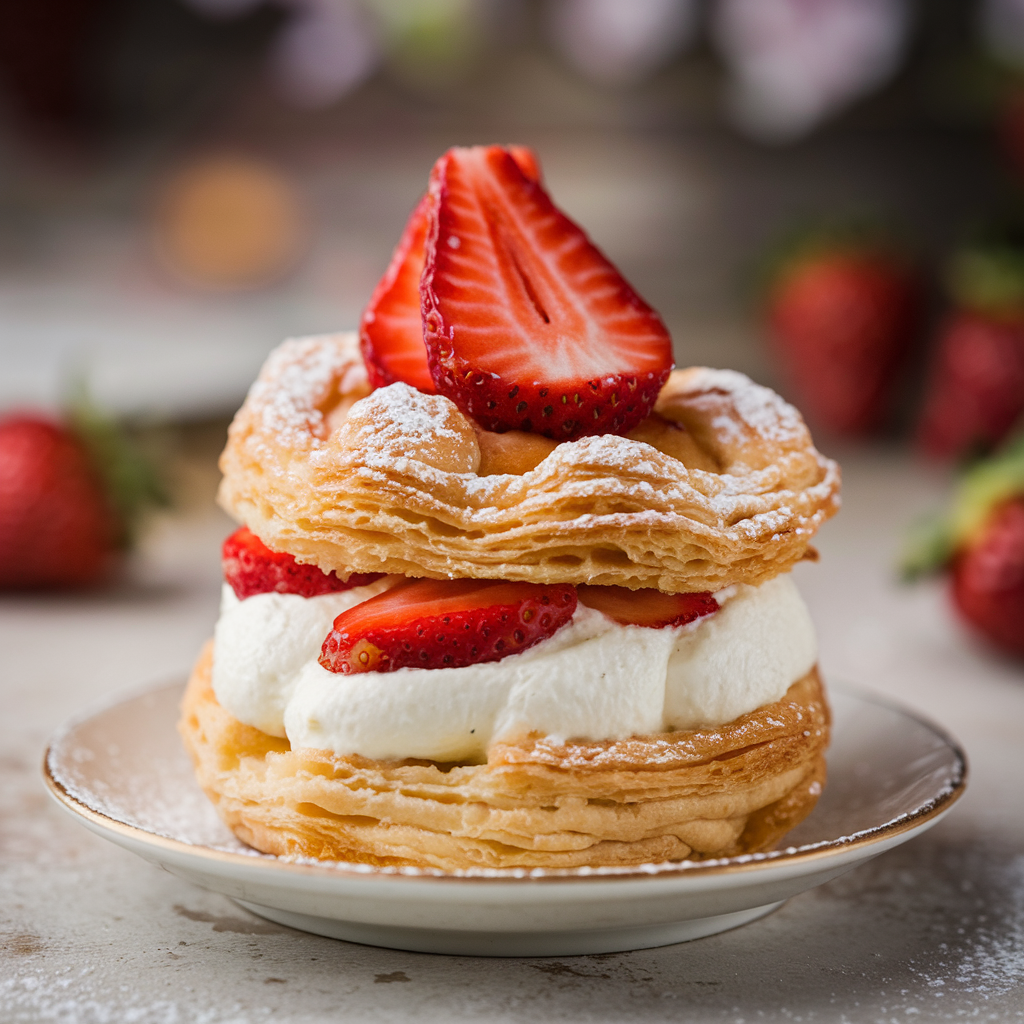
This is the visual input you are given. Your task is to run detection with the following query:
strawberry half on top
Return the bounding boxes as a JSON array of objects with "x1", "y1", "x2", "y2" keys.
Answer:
[
  {"x1": 577, "y1": 585, "x2": 718, "y2": 628},
  {"x1": 223, "y1": 526, "x2": 381, "y2": 600},
  {"x1": 319, "y1": 577, "x2": 577, "y2": 674},
  {"x1": 421, "y1": 145, "x2": 673, "y2": 440},
  {"x1": 360, "y1": 194, "x2": 436, "y2": 393},
  {"x1": 359, "y1": 146, "x2": 543, "y2": 395}
]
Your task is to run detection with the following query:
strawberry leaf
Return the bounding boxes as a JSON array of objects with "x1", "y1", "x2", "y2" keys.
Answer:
[
  {"x1": 901, "y1": 430, "x2": 1024, "y2": 578},
  {"x1": 947, "y1": 217, "x2": 1024, "y2": 317}
]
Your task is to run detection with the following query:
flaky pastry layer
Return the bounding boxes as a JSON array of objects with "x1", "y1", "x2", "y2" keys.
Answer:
[
  {"x1": 179, "y1": 642, "x2": 829, "y2": 870},
  {"x1": 217, "y1": 332, "x2": 840, "y2": 592}
]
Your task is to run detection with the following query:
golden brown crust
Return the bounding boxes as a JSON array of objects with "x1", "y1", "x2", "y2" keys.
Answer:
[
  {"x1": 217, "y1": 332, "x2": 840, "y2": 592},
  {"x1": 179, "y1": 642, "x2": 829, "y2": 870}
]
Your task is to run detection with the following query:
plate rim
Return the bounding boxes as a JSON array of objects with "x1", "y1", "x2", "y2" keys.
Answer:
[{"x1": 42, "y1": 676, "x2": 968, "y2": 887}]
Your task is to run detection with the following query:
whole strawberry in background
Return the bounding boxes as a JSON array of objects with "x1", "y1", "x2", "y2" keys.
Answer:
[
  {"x1": 764, "y1": 229, "x2": 920, "y2": 436},
  {"x1": 902, "y1": 435, "x2": 1024, "y2": 658},
  {"x1": 916, "y1": 236, "x2": 1024, "y2": 460},
  {"x1": 0, "y1": 401, "x2": 166, "y2": 590},
  {"x1": 952, "y1": 497, "x2": 1024, "y2": 657}
]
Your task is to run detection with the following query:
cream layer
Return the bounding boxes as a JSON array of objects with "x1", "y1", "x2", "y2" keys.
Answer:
[{"x1": 212, "y1": 573, "x2": 817, "y2": 761}]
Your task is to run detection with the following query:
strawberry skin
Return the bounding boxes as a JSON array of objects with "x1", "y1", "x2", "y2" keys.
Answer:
[
  {"x1": 360, "y1": 146, "x2": 543, "y2": 395},
  {"x1": 319, "y1": 577, "x2": 577, "y2": 674},
  {"x1": 506, "y1": 144, "x2": 542, "y2": 184},
  {"x1": 223, "y1": 526, "x2": 381, "y2": 600},
  {"x1": 951, "y1": 497, "x2": 1024, "y2": 657},
  {"x1": 917, "y1": 312, "x2": 1024, "y2": 459},
  {"x1": 0, "y1": 414, "x2": 115, "y2": 588},
  {"x1": 421, "y1": 145, "x2": 673, "y2": 439},
  {"x1": 360, "y1": 193, "x2": 437, "y2": 393},
  {"x1": 768, "y1": 250, "x2": 918, "y2": 435},
  {"x1": 577, "y1": 584, "x2": 718, "y2": 628}
]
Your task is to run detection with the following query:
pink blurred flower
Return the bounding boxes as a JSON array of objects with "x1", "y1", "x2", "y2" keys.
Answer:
[
  {"x1": 713, "y1": 0, "x2": 912, "y2": 142},
  {"x1": 272, "y1": 0, "x2": 379, "y2": 107},
  {"x1": 546, "y1": 0, "x2": 698, "y2": 86},
  {"x1": 179, "y1": 0, "x2": 379, "y2": 107}
]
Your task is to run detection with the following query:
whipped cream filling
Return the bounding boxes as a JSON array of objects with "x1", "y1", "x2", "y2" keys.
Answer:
[
  {"x1": 212, "y1": 573, "x2": 817, "y2": 761},
  {"x1": 211, "y1": 577, "x2": 396, "y2": 737}
]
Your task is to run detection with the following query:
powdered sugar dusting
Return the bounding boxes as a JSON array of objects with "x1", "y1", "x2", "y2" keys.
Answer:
[
  {"x1": 247, "y1": 332, "x2": 366, "y2": 448},
  {"x1": 353, "y1": 382, "x2": 467, "y2": 450},
  {"x1": 331, "y1": 381, "x2": 480, "y2": 476},
  {"x1": 46, "y1": 730, "x2": 253, "y2": 856},
  {"x1": 223, "y1": 335, "x2": 839, "y2": 584},
  {"x1": 687, "y1": 368, "x2": 804, "y2": 444}
]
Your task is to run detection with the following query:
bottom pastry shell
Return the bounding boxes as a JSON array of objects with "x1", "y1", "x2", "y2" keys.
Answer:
[{"x1": 179, "y1": 642, "x2": 830, "y2": 871}]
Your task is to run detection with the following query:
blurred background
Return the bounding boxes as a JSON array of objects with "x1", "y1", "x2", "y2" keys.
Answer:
[
  {"x1": 0, "y1": 0, "x2": 1012, "y2": 417},
  {"x1": 1, "y1": 0, "x2": 1023, "y2": 658},
  {"x1": 7, "y1": 8, "x2": 1024, "y2": 1006}
]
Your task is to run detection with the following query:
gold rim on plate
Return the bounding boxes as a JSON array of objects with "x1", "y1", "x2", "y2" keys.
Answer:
[{"x1": 42, "y1": 679, "x2": 967, "y2": 885}]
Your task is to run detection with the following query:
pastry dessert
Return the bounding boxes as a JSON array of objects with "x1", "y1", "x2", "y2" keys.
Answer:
[{"x1": 180, "y1": 145, "x2": 840, "y2": 871}]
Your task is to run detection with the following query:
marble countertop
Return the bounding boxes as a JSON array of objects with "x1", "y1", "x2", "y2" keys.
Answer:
[{"x1": 2, "y1": 449, "x2": 1023, "y2": 1023}]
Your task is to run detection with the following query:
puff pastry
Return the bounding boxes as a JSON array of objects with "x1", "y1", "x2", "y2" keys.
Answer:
[
  {"x1": 181, "y1": 642, "x2": 829, "y2": 870},
  {"x1": 218, "y1": 332, "x2": 840, "y2": 593}
]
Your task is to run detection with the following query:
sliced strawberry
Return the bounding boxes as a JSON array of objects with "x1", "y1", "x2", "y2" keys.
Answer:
[
  {"x1": 319, "y1": 576, "x2": 577, "y2": 674},
  {"x1": 506, "y1": 144, "x2": 542, "y2": 184},
  {"x1": 223, "y1": 526, "x2": 382, "y2": 600},
  {"x1": 421, "y1": 145, "x2": 673, "y2": 439},
  {"x1": 359, "y1": 193, "x2": 436, "y2": 392},
  {"x1": 360, "y1": 146, "x2": 543, "y2": 395},
  {"x1": 577, "y1": 584, "x2": 718, "y2": 628}
]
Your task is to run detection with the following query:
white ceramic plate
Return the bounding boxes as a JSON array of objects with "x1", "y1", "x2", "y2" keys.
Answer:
[{"x1": 44, "y1": 680, "x2": 966, "y2": 957}]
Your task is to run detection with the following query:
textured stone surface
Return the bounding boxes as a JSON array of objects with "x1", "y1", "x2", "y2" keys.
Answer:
[{"x1": 2, "y1": 453, "x2": 1024, "y2": 1023}]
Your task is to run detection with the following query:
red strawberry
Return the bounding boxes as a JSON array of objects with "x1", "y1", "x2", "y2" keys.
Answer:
[
  {"x1": 505, "y1": 144, "x2": 542, "y2": 184},
  {"x1": 223, "y1": 526, "x2": 381, "y2": 600},
  {"x1": 917, "y1": 312, "x2": 1024, "y2": 460},
  {"x1": 360, "y1": 146, "x2": 543, "y2": 395},
  {"x1": 319, "y1": 576, "x2": 577, "y2": 674},
  {"x1": 951, "y1": 497, "x2": 1024, "y2": 657},
  {"x1": 900, "y1": 434, "x2": 1024, "y2": 658},
  {"x1": 766, "y1": 243, "x2": 919, "y2": 436},
  {"x1": 420, "y1": 145, "x2": 673, "y2": 439},
  {"x1": 577, "y1": 584, "x2": 718, "y2": 628},
  {"x1": 360, "y1": 193, "x2": 436, "y2": 392},
  {"x1": 918, "y1": 235, "x2": 1024, "y2": 459},
  {"x1": 0, "y1": 413, "x2": 116, "y2": 588}
]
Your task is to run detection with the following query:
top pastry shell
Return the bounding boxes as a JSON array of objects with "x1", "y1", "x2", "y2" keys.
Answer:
[{"x1": 218, "y1": 332, "x2": 840, "y2": 593}]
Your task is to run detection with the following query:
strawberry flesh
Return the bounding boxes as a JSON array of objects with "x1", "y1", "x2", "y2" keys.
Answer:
[
  {"x1": 577, "y1": 584, "x2": 718, "y2": 628},
  {"x1": 421, "y1": 145, "x2": 673, "y2": 439},
  {"x1": 223, "y1": 526, "x2": 381, "y2": 600},
  {"x1": 951, "y1": 497, "x2": 1024, "y2": 657},
  {"x1": 360, "y1": 146, "x2": 543, "y2": 395},
  {"x1": 319, "y1": 576, "x2": 577, "y2": 674}
]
